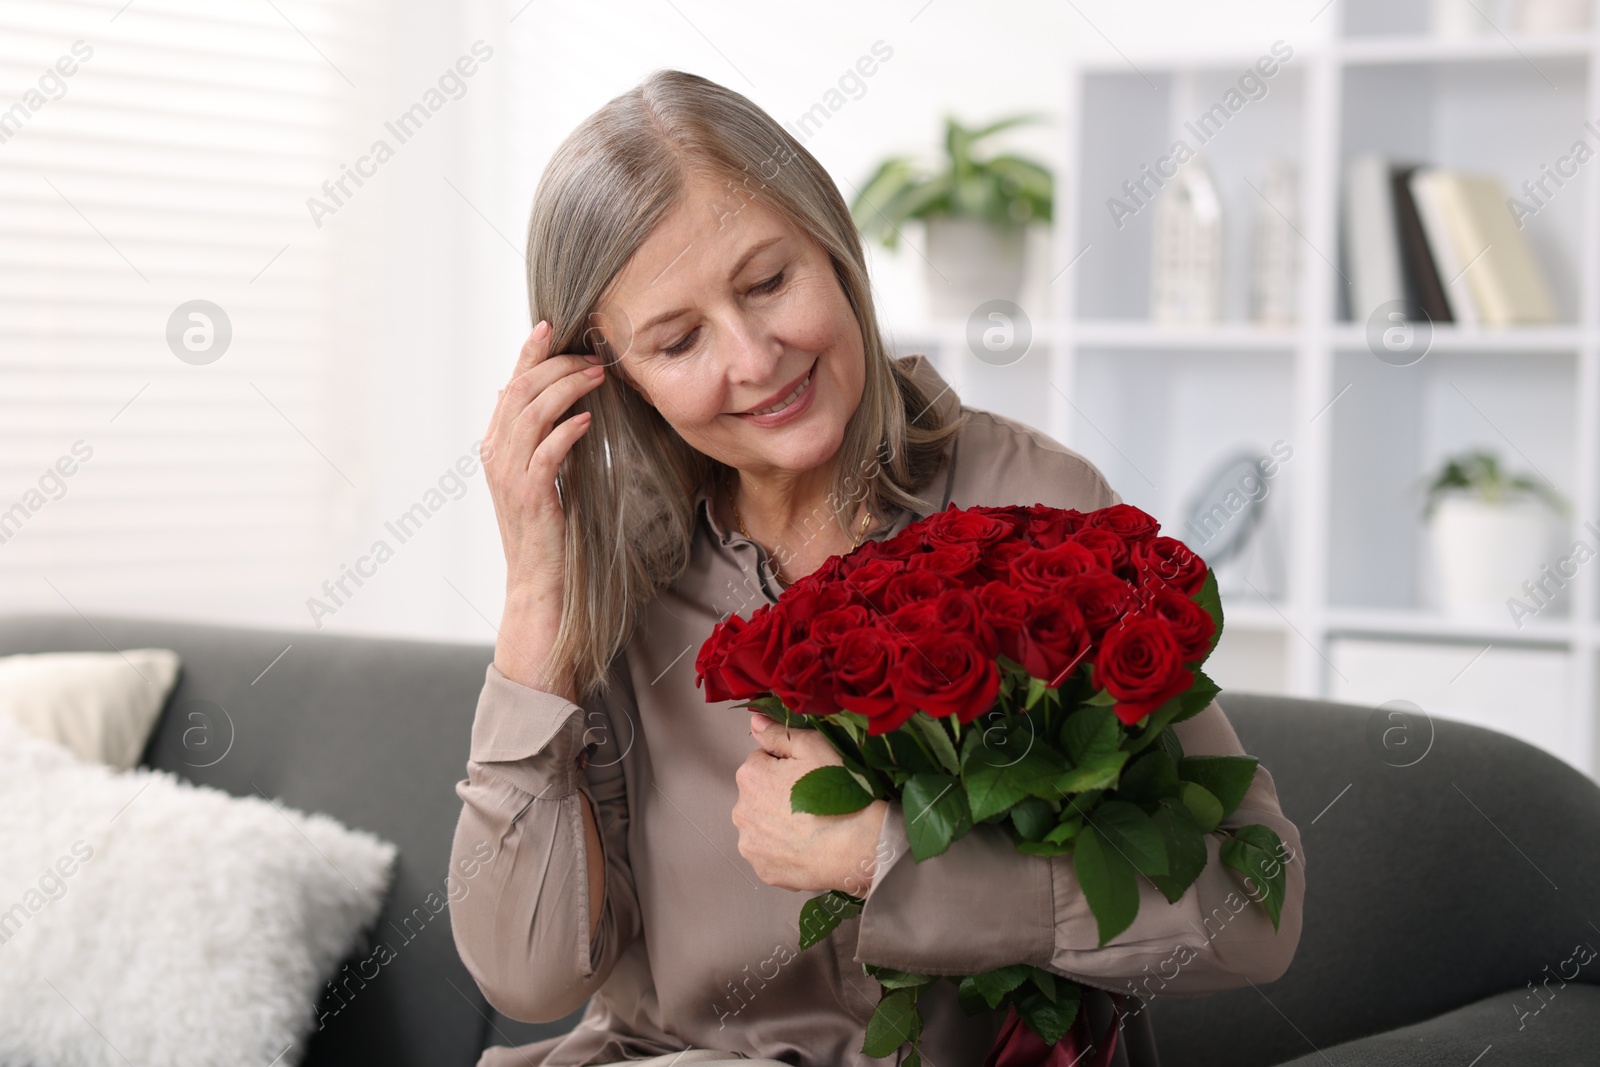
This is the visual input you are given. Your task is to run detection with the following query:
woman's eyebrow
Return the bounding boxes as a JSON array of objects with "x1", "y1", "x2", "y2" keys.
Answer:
[{"x1": 635, "y1": 235, "x2": 786, "y2": 335}]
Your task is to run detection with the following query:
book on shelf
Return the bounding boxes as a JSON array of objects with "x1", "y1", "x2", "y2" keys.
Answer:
[{"x1": 1342, "y1": 156, "x2": 1559, "y2": 328}]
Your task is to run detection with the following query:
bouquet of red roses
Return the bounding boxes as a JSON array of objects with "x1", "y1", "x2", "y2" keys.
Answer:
[{"x1": 696, "y1": 502, "x2": 1288, "y2": 1067}]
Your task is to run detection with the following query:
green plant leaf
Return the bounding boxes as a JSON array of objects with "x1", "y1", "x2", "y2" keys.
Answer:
[
  {"x1": 963, "y1": 730, "x2": 1068, "y2": 818},
  {"x1": 1178, "y1": 755, "x2": 1258, "y2": 819},
  {"x1": 908, "y1": 712, "x2": 960, "y2": 775},
  {"x1": 1009, "y1": 796, "x2": 1057, "y2": 841},
  {"x1": 1060, "y1": 705, "x2": 1121, "y2": 763},
  {"x1": 797, "y1": 891, "x2": 862, "y2": 950},
  {"x1": 863, "y1": 965, "x2": 935, "y2": 989},
  {"x1": 901, "y1": 773, "x2": 973, "y2": 861},
  {"x1": 1088, "y1": 800, "x2": 1168, "y2": 876},
  {"x1": 1221, "y1": 825, "x2": 1287, "y2": 931},
  {"x1": 1055, "y1": 749, "x2": 1129, "y2": 795},
  {"x1": 967, "y1": 964, "x2": 1032, "y2": 1009},
  {"x1": 790, "y1": 765, "x2": 875, "y2": 815},
  {"x1": 1192, "y1": 570, "x2": 1225, "y2": 658},
  {"x1": 1118, "y1": 749, "x2": 1179, "y2": 804},
  {"x1": 1017, "y1": 839, "x2": 1073, "y2": 856},
  {"x1": 1147, "y1": 798, "x2": 1210, "y2": 904},
  {"x1": 1025, "y1": 675, "x2": 1049, "y2": 709},
  {"x1": 1043, "y1": 814, "x2": 1083, "y2": 845},
  {"x1": 1172, "y1": 669, "x2": 1222, "y2": 725},
  {"x1": 862, "y1": 988, "x2": 921, "y2": 1058},
  {"x1": 1073, "y1": 826, "x2": 1139, "y2": 946},
  {"x1": 1177, "y1": 781, "x2": 1224, "y2": 832},
  {"x1": 1015, "y1": 981, "x2": 1080, "y2": 1045}
]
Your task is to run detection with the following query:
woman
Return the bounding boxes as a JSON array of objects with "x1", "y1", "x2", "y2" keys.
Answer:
[{"x1": 450, "y1": 69, "x2": 1305, "y2": 1067}]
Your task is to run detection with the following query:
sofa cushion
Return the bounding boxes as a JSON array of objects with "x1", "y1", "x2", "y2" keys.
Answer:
[
  {"x1": 0, "y1": 714, "x2": 396, "y2": 1067},
  {"x1": 0, "y1": 647, "x2": 179, "y2": 769}
]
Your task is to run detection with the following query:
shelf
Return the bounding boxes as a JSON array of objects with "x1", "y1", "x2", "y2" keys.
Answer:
[
  {"x1": 1338, "y1": 33, "x2": 1596, "y2": 65},
  {"x1": 1072, "y1": 321, "x2": 1300, "y2": 350},
  {"x1": 1328, "y1": 324, "x2": 1591, "y2": 352},
  {"x1": 1323, "y1": 605, "x2": 1581, "y2": 646}
]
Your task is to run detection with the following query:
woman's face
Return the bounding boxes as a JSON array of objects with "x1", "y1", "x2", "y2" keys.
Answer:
[{"x1": 595, "y1": 169, "x2": 866, "y2": 485}]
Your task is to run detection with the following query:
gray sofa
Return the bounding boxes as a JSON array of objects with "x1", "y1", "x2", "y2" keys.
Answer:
[{"x1": 2, "y1": 611, "x2": 1596, "y2": 1067}]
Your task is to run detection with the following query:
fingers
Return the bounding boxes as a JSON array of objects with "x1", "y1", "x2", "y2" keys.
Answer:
[{"x1": 507, "y1": 362, "x2": 605, "y2": 475}]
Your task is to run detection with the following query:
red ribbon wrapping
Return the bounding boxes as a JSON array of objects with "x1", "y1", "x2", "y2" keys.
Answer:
[{"x1": 981, "y1": 993, "x2": 1126, "y2": 1067}]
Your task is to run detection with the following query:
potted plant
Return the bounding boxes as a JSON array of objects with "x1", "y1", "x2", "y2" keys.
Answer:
[
  {"x1": 850, "y1": 114, "x2": 1054, "y2": 320},
  {"x1": 1419, "y1": 449, "x2": 1569, "y2": 615}
]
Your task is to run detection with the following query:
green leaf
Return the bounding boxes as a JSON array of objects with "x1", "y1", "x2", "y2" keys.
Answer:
[
  {"x1": 1147, "y1": 798, "x2": 1210, "y2": 904},
  {"x1": 967, "y1": 964, "x2": 1032, "y2": 1009},
  {"x1": 1073, "y1": 826, "x2": 1140, "y2": 946},
  {"x1": 737, "y1": 694, "x2": 792, "y2": 719},
  {"x1": 1055, "y1": 749, "x2": 1129, "y2": 795},
  {"x1": 1193, "y1": 569, "x2": 1224, "y2": 657},
  {"x1": 1025, "y1": 675, "x2": 1049, "y2": 709},
  {"x1": 1014, "y1": 980, "x2": 1080, "y2": 1044},
  {"x1": 863, "y1": 965, "x2": 935, "y2": 989},
  {"x1": 1221, "y1": 825, "x2": 1287, "y2": 932},
  {"x1": 1017, "y1": 839, "x2": 1073, "y2": 856},
  {"x1": 1123, "y1": 695, "x2": 1186, "y2": 753},
  {"x1": 1177, "y1": 781, "x2": 1224, "y2": 832},
  {"x1": 1118, "y1": 749, "x2": 1179, "y2": 804},
  {"x1": 956, "y1": 976, "x2": 990, "y2": 1016},
  {"x1": 1010, "y1": 796, "x2": 1057, "y2": 841},
  {"x1": 790, "y1": 765, "x2": 874, "y2": 815},
  {"x1": 901, "y1": 773, "x2": 973, "y2": 861},
  {"x1": 1088, "y1": 800, "x2": 1168, "y2": 876},
  {"x1": 908, "y1": 712, "x2": 961, "y2": 775},
  {"x1": 1085, "y1": 686, "x2": 1118, "y2": 706},
  {"x1": 796, "y1": 891, "x2": 862, "y2": 949},
  {"x1": 1172, "y1": 669, "x2": 1221, "y2": 725},
  {"x1": 1028, "y1": 966, "x2": 1058, "y2": 1003},
  {"x1": 1060, "y1": 706, "x2": 1120, "y2": 763},
  {"x1": 1043, "y1": 814, "x2": 1083, "y2": 845},
  {"x1": 862, "y1": 988, "x2": 921, "y2": 1057},
  {"x1": 1179, "y1": 755, "x2": 1259, "y2": 819},
  {"x1": 962, "y1": 729, "x2": 1068, "y2": 820},
  {"x1": 1159, "y1": 726, "x2": 1187, "y2": 767}
]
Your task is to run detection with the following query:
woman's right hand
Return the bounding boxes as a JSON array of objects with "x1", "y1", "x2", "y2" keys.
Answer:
[{"x1": 482, "y1": 319, "x2": 606, "y2": 697}]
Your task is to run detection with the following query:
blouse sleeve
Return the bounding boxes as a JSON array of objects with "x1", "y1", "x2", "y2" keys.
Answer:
[
  {"x1": 448, "y1": 660, "x2": 641, "y2": 1021},
  {"x1": 852, "y1": 697, "x2": 1306, "y2": 996}
]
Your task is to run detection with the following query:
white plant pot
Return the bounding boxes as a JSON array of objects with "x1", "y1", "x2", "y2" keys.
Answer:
[
  {"x1": 1427, "y1": 495, "x2": 1557, "y2": 615},
  {"x1": 923, "y1": 216, "x2": 1027, "y2": 321}
]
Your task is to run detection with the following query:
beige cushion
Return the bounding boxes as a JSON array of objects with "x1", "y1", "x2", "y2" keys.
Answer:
[{"x1": 0, "y1": 649, "x2": 180, "y2": 769}]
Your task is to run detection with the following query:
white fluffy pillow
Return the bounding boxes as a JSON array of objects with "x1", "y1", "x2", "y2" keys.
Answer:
[
  {"x1": 0, "y1": 715, "x2": 397, "y2": 1067},
  {"x1": 0, "y1": 648, "x2": 181, "y2": 769}
]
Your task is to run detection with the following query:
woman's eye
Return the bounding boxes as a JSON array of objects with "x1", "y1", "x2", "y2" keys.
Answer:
[
  {"x1": 753, "y1": 271, "x2": 785, "y2": 294},
  {"x1": 663, "y1": 328, "x2": 697, "y2": 356}
]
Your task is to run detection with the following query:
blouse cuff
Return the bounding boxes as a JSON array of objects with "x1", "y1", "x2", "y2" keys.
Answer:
[
  {"x1": 468, "y1": 662, "x2": 589, "y2": 798},
  {"x1": 854, "y1": 800, "x2": 1055, "y2": 975}
]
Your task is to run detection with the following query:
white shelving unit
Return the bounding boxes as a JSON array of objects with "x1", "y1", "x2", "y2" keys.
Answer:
[{"x1": 888, "y1": 1, "x2": 1600, "y2": 778}]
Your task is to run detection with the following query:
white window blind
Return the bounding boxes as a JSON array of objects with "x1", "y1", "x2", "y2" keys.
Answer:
[{"x1": 0, "y1": 0, "x2": 379, "y2": 626}]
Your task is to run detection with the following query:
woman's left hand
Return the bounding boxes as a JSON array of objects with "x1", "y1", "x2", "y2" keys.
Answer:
[{"x1": 733, "y1": 713, "x2": 887, "y2": 895}]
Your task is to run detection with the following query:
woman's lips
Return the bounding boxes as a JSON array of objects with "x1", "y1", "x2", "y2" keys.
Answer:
[{"x1": 735, "y1": 359, "x2": 818, "y2": 426}]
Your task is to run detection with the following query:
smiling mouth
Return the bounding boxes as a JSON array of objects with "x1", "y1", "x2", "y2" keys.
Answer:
[{"x1": 739, "y1": 361, "x2": 815, "y2": 417}]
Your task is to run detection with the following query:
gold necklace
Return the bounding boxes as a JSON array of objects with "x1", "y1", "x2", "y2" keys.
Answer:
[{"x1": 726, "y1": 474, "x2": 872, "y2": 587}]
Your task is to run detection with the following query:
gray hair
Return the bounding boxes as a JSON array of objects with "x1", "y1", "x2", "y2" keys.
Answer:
[{"x1": 526, "y1": 68, "x2": 964, "y2": 702}]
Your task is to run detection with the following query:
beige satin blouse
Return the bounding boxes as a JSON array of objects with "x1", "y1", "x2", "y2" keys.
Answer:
[{"x1": 449, "y1": 353, "x2": 1306, "y2": 1067}]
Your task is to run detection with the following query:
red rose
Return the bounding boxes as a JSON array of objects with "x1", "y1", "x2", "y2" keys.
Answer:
[
  {"x1": 906, "y1": 541, "x2": 983, "y2": 585},
  {"x1": 1008, "y1": 541, "x2": 1102, "y2": 594},
  {"x1": 771, "y1": 641, "x2": 838, "y2": 717},
  {"x1": 1058, "y1": 570, "x2": 1137, "y2": 639},
  {"x1": 1147, "y1": 586, "x2": 1216, "y2": 662},
  {"x1": 1070, "y1": 527, "x2": 1131, "y2": 575},
  {"x1": 1023, "y1": 505, "x2": 1085, "y2": 548},
  {"x1": 808, "y1": 605, "x2": 871, "y2": 652},
  {"x1": 1085, "y1": 503, "x2": 1160, "y2": 542},
  {"x1": 976, "y1": 540, "x2": 1036, "y2": 583},
  {"x1": 1132, "y1": 536, "x2": 1208, "y2": 595},
  {"x1": 715, "y1": 605, "x2": 790, "y2": 699},
  {"x1": 976, "y1": 580, "x2": 1031, "y2": 667},
  {"x1": 891, "y1": 632, "x2": 1000, "y2": 725},
  {"x1": 880, "y1": 569, "x2": 956, "y2": 614},
  {"x1": 932, "y1": 586, "x2": 1000, "y2": 660},
  {"x1": 923, "y1": 508, "x2": 1018, "y2": 550},
  {"x1": 695, "y1": 614, "x2": 746, "y2": 701},
  {"x1": 1094, "y1": 615, "x2": 1193, "y2": 725},
  {"x1": 842, "y1": 557, "x2": 908, "y2": 611},
  {"x1": 1017, "y1": 599, "x2": 1091, "y2": 683},
  {"x1": 884, "y1": 598, "x2": 947, "y2": 641},
  {"x1": 833, "y1": 626, "x2": 912, "y2": 729}
]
